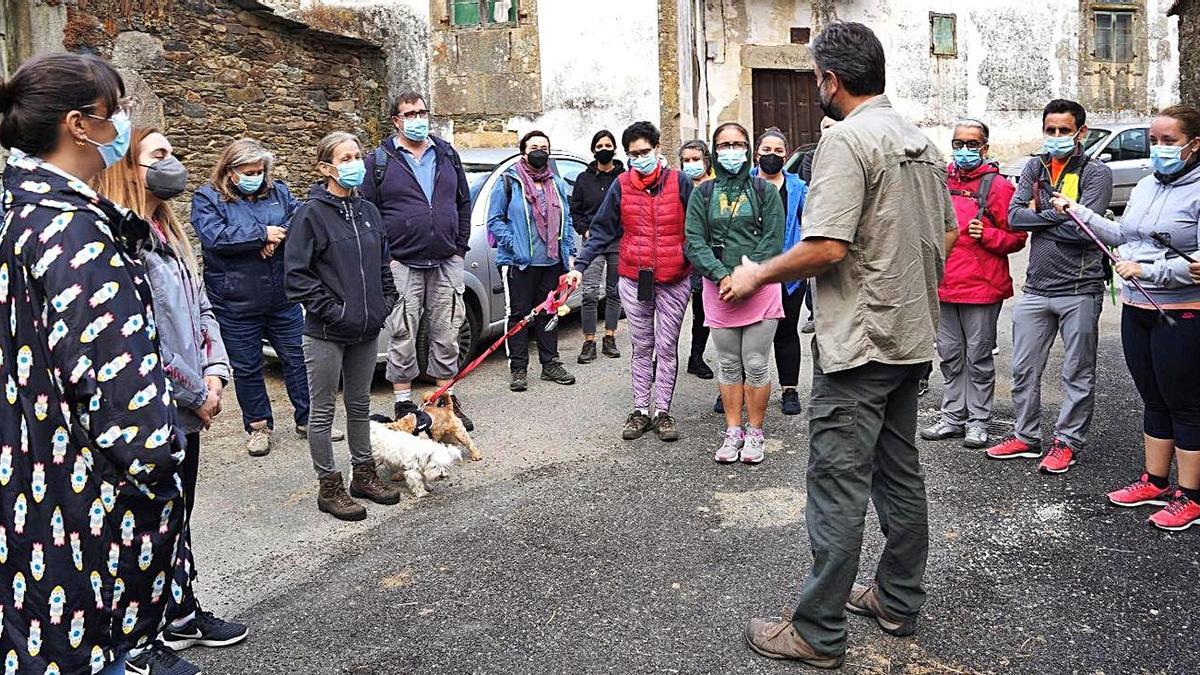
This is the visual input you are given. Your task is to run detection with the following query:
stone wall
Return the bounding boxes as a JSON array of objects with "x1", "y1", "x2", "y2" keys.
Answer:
[
  {"x1": 60, "y1": 0, "x2": 387, "y2": 208},
  {"x1": 1174, "y1": 0, "x2": 1200, "y2": 106}
]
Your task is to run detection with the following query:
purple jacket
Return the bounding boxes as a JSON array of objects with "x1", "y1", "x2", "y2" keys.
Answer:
[{"x1": 362, "y1": 134, "x2": 471, "y2": 266}]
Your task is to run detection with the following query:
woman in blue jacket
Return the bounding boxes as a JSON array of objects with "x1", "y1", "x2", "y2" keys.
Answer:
[
  {"x1": 753, "y1": 128, "x2": 808, "y2": 416},
  {"x1": 192, "y1": 139, "x2": 329, "y2": 458},
  {"x1": 487, "y1": 130, "x2": 576, "y2": 393}
]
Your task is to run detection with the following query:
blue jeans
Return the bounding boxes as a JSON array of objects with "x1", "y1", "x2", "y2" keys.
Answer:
[
  {"x1": 213, "y1": 302, "x2": 310, "y2": 431},
  {"x1": 101, "y1": 653, "x2": 128, "y2": 675}
]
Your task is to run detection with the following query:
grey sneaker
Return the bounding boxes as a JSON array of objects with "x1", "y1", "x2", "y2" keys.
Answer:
[
  {"x1": 246, "y1": 421, "x2": 271, "y2": 457},
  {"x1": 963, "y1": 424, "x2": 989, "y2": 449},
  {"x1": 919, "y1": 419, "x2": 964, "y2": 441},
  {"x1": 296, "y1": 424, "x2": 345, "y2": 441},
  {"x1": 741, "y1": 432, "x2": 766, "y2": 464},
  {"x1": 800, "y1": 319, "x2": 815, "y2": 334},
  {"x1": 714, "y1": 429, "x2": 744, "y2": 463}
]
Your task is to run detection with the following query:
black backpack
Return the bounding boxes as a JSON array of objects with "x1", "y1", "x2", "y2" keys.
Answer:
[
  {"x1": 696, "y1": 176, "x2": 770, "y2": 245},
  {"x1": 949, "y1": 172, "x2": 997, "y2": 223},
  {"x1": 372, "y1": 137, "x2": 468, "y2": 202}
]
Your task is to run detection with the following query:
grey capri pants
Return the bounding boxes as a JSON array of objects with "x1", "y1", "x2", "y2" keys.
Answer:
[{"x1": 711, "y1": 319, "x2": 779, "y2": 388}]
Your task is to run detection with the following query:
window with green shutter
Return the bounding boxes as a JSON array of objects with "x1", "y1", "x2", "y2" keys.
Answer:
[{"x1": 449, "y1": 0, "x2": 518, "y2": 28}]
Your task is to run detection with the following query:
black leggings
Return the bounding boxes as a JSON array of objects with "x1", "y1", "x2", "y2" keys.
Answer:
[
  {"x1": 774, "y1": 283, "x2": 806, "y2": 388},
  {"x1": 1122, "y1": 305, "x2": 1200, "y2": 450},
  {"x1": 690, "y1": 289, "x2": 709, "y2": 359}
]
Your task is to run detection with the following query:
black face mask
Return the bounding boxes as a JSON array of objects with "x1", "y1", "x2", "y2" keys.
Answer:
[
  {"x1": 141, "y1": 156, "x2": 189, "y2": 200},
  {"x1": 594, "y1": 149, "x2": 615, "y2": 165},
  {"x1": 527, "y1": 150, "x2": 550, "y2": 170},
  {"x1": 817, "y1": 75, "x2": 844, "y2": 122},
  {"x1": 758, "y1": 153, "x2": 785, "y2": 175}
]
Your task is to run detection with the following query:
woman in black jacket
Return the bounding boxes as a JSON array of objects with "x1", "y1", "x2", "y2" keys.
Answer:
[
  {"x1": 570, "y1": 129, "x2": 625, "y2": 364},
  {"x1": 285, "y1": 131, "x2": 399, "y2": 521}
]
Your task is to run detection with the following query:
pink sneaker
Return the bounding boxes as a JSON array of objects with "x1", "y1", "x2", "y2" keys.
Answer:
[
  {"x1": 985, "y1": 435, "x2": 1041, "y2": 460},
  {"x1": 1149, "y1": 491, "x2": 1200, "y2": 531},
  {"x1": 1107, "y1": 473, "x2": 1173, "y2": 508},
  {"x1": 1038, "y1": 440, "x2": 1077, "y2": 475}
]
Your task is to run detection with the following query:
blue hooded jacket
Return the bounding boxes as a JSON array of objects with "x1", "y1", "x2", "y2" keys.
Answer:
[
  {"x1": 751, "y1": 167, "x2": 808, "y2": 294},
  {"x1": 487, "y1": 166, "x2": 575, "y2": 269}
]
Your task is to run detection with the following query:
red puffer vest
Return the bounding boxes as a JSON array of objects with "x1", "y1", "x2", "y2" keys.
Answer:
[{"x1": 616, "y1": 168, "x2": 690, "y2": 283}]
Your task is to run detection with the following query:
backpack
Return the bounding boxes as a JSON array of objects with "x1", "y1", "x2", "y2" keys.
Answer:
[
  {"x1": 949, "y1": 172, "x2": 997, "y2": 223},
  {"x1": 371, "y1": 138, "x2": 467, "y2": 202},
  {"x1": 697, "y1": 176, "x2": 770, "y2": 247}
]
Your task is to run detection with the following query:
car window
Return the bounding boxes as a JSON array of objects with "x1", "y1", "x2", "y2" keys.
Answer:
[
  {"x1": 1081, "y1": 129, "x2": 1111, "y2": 153},
  {"x1": 1110, "y1": 128, "x2": 1150, "y2": 162},
  {"x1": 554, "y1": 159, "x2": 587, "y2": 197}
]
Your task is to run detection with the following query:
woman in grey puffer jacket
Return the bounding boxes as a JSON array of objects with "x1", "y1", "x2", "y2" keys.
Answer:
[{"x1": 96, "y1": 127, "x2": 248, "y2": 670}]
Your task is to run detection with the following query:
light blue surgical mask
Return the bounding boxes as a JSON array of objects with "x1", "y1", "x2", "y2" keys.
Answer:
[
  {"x1": 952, "y1": 148, "x2": 983, "y2": 171},
  {"x1": 402, "y1": 117, "x2": 430, "y2": 142},
  {"x1": 717, "y1": 149, "x2": 747, "y2": 174},
  {"x1": 682, "y1": 161, "x2": 706, "y2": 180},
  {"x1": 1150, "y1": 142, "x2": 1198, "y2": 176},
  {"x1": 84, "y1": 110, "x2": 131, "y2": 168},
  {"x1": 630, "y1": 152, "x2": 658, "y2": 175},
  {"x1": 334, "y1": 159, "x2": 366, "y2": 189},
  {"x1": 235, "y1": 171, "x2": 265, "y2": 194},
  {"x1": 1042, "y1": 134, "x2": 1077, "y2": 159}
]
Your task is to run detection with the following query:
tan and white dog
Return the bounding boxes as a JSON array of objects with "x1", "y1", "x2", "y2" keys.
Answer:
[{"x1": 368, "y1": 417, "x2": 463, "y2": 498}]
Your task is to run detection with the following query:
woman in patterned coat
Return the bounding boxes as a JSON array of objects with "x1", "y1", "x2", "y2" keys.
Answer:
[{"x1": 0, "y1": 54, "x2": 190, "y2": 674}]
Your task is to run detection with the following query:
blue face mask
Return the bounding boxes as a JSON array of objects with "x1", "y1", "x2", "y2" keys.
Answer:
[
  {"x1": 1042, "y1": 134, "x2": 1078, "y2": 159},
  {"x1": 952, "y1": 148, "x2": 983, "y2": 171},
  {"x1": 85, "y1": 110, "x2": 131, "y2": 168},
  {"x1": 717, "y1": 149, "x2": 747, "y2": 174},
  {"x1": 402, "y1": 117, "x2": 430, "y2": 142},
  {"x1": 334, "y1": 159, "x2": 366, "y2": 189},
  {"x1": 630, "y1": 152, "x2": 658, "y2": 176},
  {"x1": 235, "y1": 171, "x2": 265, "y2": 194},
  {"x1": 1150, "y1": 142, "x2": 1196, "y2": 175},
  {"x1": 682, "y1": 161, "x2": 706, "y2": 180}
]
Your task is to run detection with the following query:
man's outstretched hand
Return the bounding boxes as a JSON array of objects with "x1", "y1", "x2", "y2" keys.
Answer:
[{"x1": 721, "y1": 256, "x2": 763, "y2": 303}]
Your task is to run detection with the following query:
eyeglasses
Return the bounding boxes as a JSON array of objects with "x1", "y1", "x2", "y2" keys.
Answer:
[
  {"x1": 715, "y1": 141, "x2": 748, "y2": 151},
  {"x1": 81, "y1": 97, "x2": 133, "y2": 120},
  {"x1": 395, "y1": 109, "x2": 430, "y2": 120},
  {"x1": 627, "y1": 148, "x2": 656, "y2": 159},
  {"x1": 951, "y1": 140, "x2": 985, "y2": 151}
]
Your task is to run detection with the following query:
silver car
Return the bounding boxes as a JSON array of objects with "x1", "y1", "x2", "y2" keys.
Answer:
[
  {"x1": 268, "y1": 149, "x2": 595, "y2": 377},
  {"x1": 999, "y1": 122, "x2": 1153, "y2": 210}
]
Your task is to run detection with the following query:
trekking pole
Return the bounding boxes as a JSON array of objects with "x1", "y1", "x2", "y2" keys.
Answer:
[
  {"x1": 1150, "y1": 231, "x2": 1198, "y2": 264},
  {"x1": 1064, "y1": 210, "x2": 1176, "y2": 326}
]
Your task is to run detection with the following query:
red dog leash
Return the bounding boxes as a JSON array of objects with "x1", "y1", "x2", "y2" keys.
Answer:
[{"x1": 422, "y1": 274, "x2": 579, "y2": 409}]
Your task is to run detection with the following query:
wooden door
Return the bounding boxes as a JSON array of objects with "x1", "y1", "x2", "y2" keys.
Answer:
[{"x1": 751, "y1": 69, "x2": 823, "y2": 149}]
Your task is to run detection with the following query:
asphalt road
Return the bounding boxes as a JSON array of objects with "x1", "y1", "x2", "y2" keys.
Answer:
[{"x1": 182, "y1": 253, "x2": 1199, "y2": 675}]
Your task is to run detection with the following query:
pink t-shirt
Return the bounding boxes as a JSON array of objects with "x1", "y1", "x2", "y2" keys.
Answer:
[{"x1": 701, "y1": 277, "x2": 784, "y2": 329}]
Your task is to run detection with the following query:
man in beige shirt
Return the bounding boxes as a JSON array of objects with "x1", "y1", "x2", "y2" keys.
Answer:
[{"x1": 725, "y1": 21, "x2": 958, "y2": 668}]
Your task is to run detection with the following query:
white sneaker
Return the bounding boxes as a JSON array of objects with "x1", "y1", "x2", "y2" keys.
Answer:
[
  {"x1": 714, "y1": 429, "x2": 744, "y2": 463},
  {"x1": 741, "y1": 432, "x2": 766, "y2": 464}
]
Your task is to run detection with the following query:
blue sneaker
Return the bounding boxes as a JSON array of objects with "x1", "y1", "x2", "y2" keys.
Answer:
[
  {"x1": 160, "y1": 610, "x2": 248, "y2": 651},
  {"x1": 125, "y1": 645, "x2": 201, "y2": 675}
]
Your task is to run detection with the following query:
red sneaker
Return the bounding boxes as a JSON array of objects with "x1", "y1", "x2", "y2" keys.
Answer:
[
  {"x1": 1149, "y1": 492, "x2": 1200, "y2": 531},
  {"x1": 985, "y1": 435, "x2": 1042, "y2": 460},
  {"x1": 1038, "y1": 440, "x2": 1077, "y2": 474},
  {"x1": 1107, "y1": 474, "x2": 1173, "y2": 508}
]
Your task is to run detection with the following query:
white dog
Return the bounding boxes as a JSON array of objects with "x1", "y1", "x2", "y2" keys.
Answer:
[{"x1": 369, "y1": 418, "x2": 463, "y2": 498}]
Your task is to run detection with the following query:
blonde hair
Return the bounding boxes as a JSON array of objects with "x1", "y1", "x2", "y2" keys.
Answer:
[
  {"x1": 93, "y1": 126, "x2": 197, "y2": 275},
  {"x1": 210, "y1": 137, "x2": 274, "y2": 202}
]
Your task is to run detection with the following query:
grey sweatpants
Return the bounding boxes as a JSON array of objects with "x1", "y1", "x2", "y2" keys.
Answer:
[
  {"x1": 791, "y1": 352, "x2": 930, "y2": 655},
  {"x1": 936, "y1": 302, "x2": 1002, "y2": 426},
  {"x1": 302, "y1": 335, "x2": 376, "y2": 478},
  {"x1": 581, "y1": 250, "x2": 621, "y2": 335},
  {"x1": 385, "y1": 257, "x2": 466, "y2": 383},
  {"x1": 1010, "y1": 292, "x2": 1103, "y2": 450},
  {"x1": 711, "y1": 319, "x2": 779, "y2": 387}
]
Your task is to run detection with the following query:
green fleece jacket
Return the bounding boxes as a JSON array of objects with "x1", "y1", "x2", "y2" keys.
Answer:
[{"x1": 683, "y1": 155, "x2": 785, "y2": 282}]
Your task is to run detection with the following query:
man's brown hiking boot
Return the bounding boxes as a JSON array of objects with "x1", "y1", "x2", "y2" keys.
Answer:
[
  {"x1": 744, "y1": 612, "x2": 844, "y2": 668},
  {"x1": 845, "y1": 583, "x2": 917, "y2": 636},
  {"x1": 349, "y1": 463, "x2": 401, "y2": 505},
  {"x1": 317, "y1": 473, "x2": 366, "y2": 521}
]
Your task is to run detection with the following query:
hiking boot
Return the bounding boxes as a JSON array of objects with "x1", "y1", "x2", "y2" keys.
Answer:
[
  {"x1": 394, "y1": 399, "x2": 419, "y2": 420},
  {"x1": 601, "y1": 335, "x2": 621, "y2": 358},
  {"x1": 741, "y1": 431, "x2": 766, "y2": 464},
  {"x1": 780, "y1": 389, "x2": 802, "y2": 416},
  {"x1": 1038, "y1": 439, "x2": 1077, "y2": 475},
  {"x1": 800, "y1": 319, "x2": 816, "y2": 334},
  {"x1": 714, "y1": 428, "x2": 744, "y2": 463},
  {"x1": 687, "y1": 355, "x2": 714, "y2": 380},
  {"x1": 317, "y1": 473, "x2": 366, "y2": 521},
  {"x1": 577, "y1": 339, "x2": 598, "y2": 364},
  {"x1": 744, "y1": 613, "x2": 844, "y2": 668},
  {"x1": 1108, "y1": 473, "x2": 1173, "y2": 508},
  {"x1": 296, "y1": 424, "x2": 345, "y2": 441},
  {"x1": 1149, "y1": 491, "x2": 1200, "y2": 531},
  {"x1": 652, "y1": 413, "x2": 680, "y2": 442},
  {"x1": 510, "y1": 369, "x2": 528, "y2": 392},
  {"x1": 540, "y1": 360, "x2": 576, "y2": 385},
  {"x1": 920, "y1": 419, "x2": 964, "y2": 441},
  {"x1": 986, "y1": 435, "x2": 1042, "y2": 460},
  {"x1": 450, "y1": 394, "x2": 474, "y2": 431},
  {"x1": 963, "y1": 424, "x2": 989, "y2": 449},
  {"x1": 713, "y1": 394, "x2": 725, "y2": 414},
  {"x1": 246, "y1": 421, "x2": 271, "y2": 457},
  {"x1": 350, "y1": 463, "x2": 401, "y2": 505},
  {"x1": 622, "y1": 411, "x2": 653, "y2": 440},
  {"x1": 161, "y1": 609, "x2": 249, "y2": 651},
  {"x1": 125, "y1": 644, "x2": 201, "y2": 675},
  {"x1": 845, "y1": 583, "x2": 917, "y2": 637}
]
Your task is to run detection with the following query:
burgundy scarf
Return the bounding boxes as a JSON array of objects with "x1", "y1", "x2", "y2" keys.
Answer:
[{"x1": 515, "y1": 158, "x2": 562, "y2": 260}]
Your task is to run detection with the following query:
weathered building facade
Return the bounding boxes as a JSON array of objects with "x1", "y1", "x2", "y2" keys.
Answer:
[{"x1": 1171, "y1": 0, "x2": 1200, "y2": 106}]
